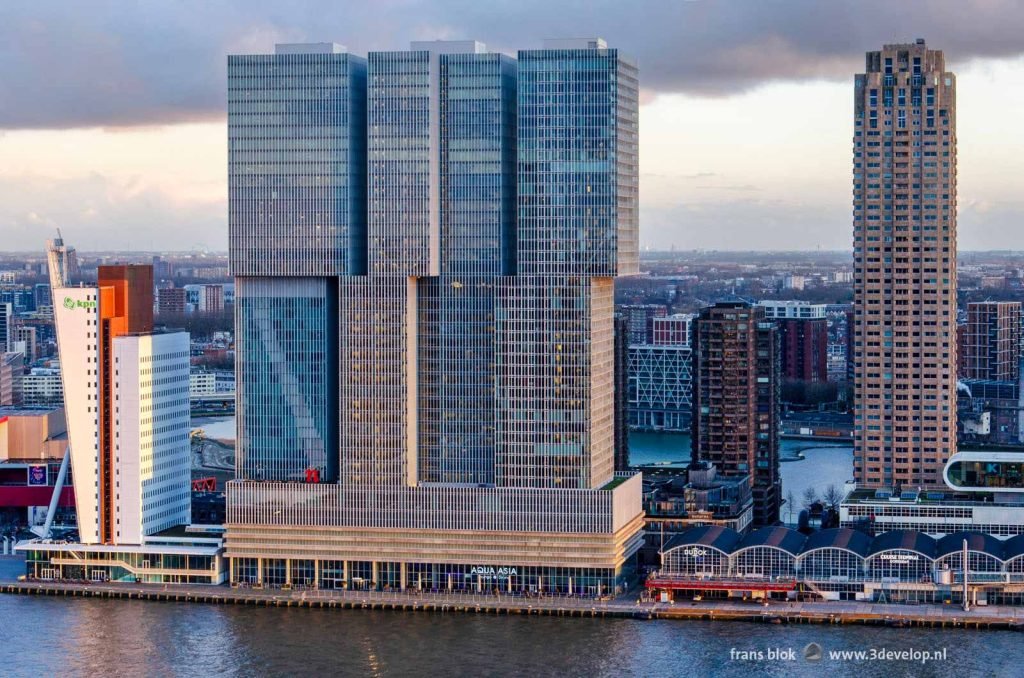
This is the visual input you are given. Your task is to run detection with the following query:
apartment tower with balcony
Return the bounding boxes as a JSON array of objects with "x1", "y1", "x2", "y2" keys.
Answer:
[
  {"x1": 851, "y1": 40, "x2": 958, "y2": 489},
  {"x1": 962, "y1": 301, "x2": 1021, "y2": 382},
  {"x1": 691, "y1": 301, "x2": 780, "y2": 526}
]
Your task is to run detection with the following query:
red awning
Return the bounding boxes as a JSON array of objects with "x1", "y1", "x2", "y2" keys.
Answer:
[
  {"x1": 646, "y1": 577, "x2": 796, "y2": 592},
  {"x1": 0, "y1": 486, "x2": 75, "y2": 508}
]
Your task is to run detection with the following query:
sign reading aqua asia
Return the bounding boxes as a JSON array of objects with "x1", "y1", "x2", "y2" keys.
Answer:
[{"x1": 468, "y1": 566, "x2": 519, "y2": 581}]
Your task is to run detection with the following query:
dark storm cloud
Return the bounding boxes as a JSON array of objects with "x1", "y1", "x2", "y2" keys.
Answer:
[{"x1": 1, "y1": 0, "x2": 1023, "y2": 129}]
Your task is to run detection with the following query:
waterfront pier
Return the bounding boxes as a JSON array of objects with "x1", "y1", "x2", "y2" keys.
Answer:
[{"x1": 4, "y1": 581, "x2": 1024, "y2": 630}]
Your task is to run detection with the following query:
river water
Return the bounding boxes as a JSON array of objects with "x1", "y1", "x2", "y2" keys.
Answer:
[
  {"x1": 630, "y1": 431, "x2": 854, "y2": 520},
  {"x1": 2, "y1": 595, "x2": 1011, "y2": 677}
]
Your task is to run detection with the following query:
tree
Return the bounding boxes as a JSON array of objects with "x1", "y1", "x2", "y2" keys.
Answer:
[
  {"x1": 786, "y1": 490, "x2": 796, "y2": 525},
  {"x1": 822, "y1": 484, "x2": 843, "y2": 511},
  {"x1": 802, "y1": 487, "x2": 819, "y2": 509}
]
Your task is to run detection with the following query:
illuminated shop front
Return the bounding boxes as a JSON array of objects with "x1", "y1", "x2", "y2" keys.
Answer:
[{"x1": 229, "y1": 558, "x2": 632, "y2": 596}]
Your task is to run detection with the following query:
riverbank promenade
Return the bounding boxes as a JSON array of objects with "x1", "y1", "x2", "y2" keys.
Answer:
[{"x1": 5, "y1": 579, "x2": 1024, "y2": 630}]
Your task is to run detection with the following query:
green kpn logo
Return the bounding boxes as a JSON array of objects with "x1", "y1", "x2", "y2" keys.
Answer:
[{"x1": 63, "y1": 297, "x2": 96, "y2": 311}]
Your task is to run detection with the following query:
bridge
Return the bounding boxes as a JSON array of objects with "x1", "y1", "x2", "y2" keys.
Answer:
[
  {"x1": 190, "y1": 392, "x2": 234, "y2": 414},
  {"x1": 191, "y1": 392, "x2": 234, "y2": 405}
]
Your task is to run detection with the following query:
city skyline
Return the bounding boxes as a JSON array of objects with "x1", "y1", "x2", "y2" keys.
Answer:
[
  {"x1": 11, "y1": 13, "x2": 1024, "y2": 646},
  {"x1": 3, "y1": 1, "x2": 1024, "y2": 252}
]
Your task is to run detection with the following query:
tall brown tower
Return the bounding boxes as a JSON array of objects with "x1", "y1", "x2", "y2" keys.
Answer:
[
  {"x1": 852, "y1": 40, "x2": 958, "y2": 490},
  {"x1": 692, "y1": 301, "x2": 780, "y2": 526}
]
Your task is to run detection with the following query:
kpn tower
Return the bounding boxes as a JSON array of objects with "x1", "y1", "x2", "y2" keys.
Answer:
[
  {"x1": 20, "y1": 237, "x2": 225, "y2": 584},
  {"x1": 226, "y1": 38, "x2": 644, "y2": 594}
]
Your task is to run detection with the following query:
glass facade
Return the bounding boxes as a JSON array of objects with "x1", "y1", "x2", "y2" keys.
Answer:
[
  {"x1": 662, "y1": 546, "x2": 730, "y2": 577},
  {"x1": 230, "y1": 44, "x2": 358, "y2": 483},
  {"x1": 227, "y1": 39, "x2": 642, "y2": 592},
  {"x1": 732, "y1": 547, "x2": 797, "y2": 579},
  {"x1": 417, "y1": 277, "x2": 499, "y2": 485},
  {"x1": 236, "y1": 278, "x2": 338, "y2": 481},
  {"x1": 947, "y1": 460, "x2": 1024, "y2": 489},
  {"x1": 367, "y1": 48, "x2": 515, "y2": 276},
  {"x1": 799, "y1": 549, "x2": 865, "y2": 581},
  {"x1": 23, "y1": 548, "x2": 224, "y2": 584},
  {"x1": 228, "y1": 478, "x2": 635, "y2": 532},
  {"x1": 627, "y1": 344, "x2": 693, "y2": 432},
  {"x1": 934, "y1": 552, "x2": 1004, "y2": 581},
  {"x1": 1005, "y1": 555, "x2": 1024, "y2": 580},
  {"x1": 337, "y1": 277, "x2": 411, "y2": 487},
  {"x1": 656, "y1": 527, "x2": 1023, "y2": 587},
  {"x1": 230, "y1": 557, "x2": 628, "y2": 595},
  {"x1": 516, "y1": 47, "x2": 638, "y2": 277},
  {"x1": 439, "y1": 53, "x2": 517, "y2": 276},
  {"x1": 494, "y1": 276, "x2": 614, "y2": 489},
  {"x1": 368, "y1": 50, "x2": 434, "y2": 276},
  {"x1": 363, "y1": 49, "x2": 517, "y2": 486},
  {"x1": 228, "y1": 48, "x2": 367, "y2": 277},
  {"x1": 866, "y1": 550, "x2": 933, "y2": 581}
]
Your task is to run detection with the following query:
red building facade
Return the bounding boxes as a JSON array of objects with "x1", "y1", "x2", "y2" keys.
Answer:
[{"x1": 778, "y1": 318, "x2": 828, "y2": 384}]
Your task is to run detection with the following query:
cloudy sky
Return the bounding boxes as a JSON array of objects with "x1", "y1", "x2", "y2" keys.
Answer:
[{"x1": 2, "y1": 0, "x2": 1023, "y2": 252}]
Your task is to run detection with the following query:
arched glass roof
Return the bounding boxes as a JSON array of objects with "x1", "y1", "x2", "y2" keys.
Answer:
[
  {"x1": 662, "y1": 525, "x2": 741, "y2": 555},
  {"x1": 801, "y1": 528, "x2": 872, "y2": 558},
  {"x1": 736, "y1": 526, "x2": 806, "y2": 556},
  {"x1": 866, "y1": 530, "x2": 938, "y2": 559},
  {"x1": 936, "y1": 531, "x2": 1005, "y2": 560}
]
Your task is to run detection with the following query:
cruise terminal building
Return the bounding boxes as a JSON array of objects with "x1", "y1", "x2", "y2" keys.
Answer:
[{"x1": 649, "y1": 525, "x2": 1024, "y2": 605}]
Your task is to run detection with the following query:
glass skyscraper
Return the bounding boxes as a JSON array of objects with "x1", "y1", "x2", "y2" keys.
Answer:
[
  {"x1": 229, "y1": 43, "x2": 367, "y2": 277},
  {"x1": 227, "y1": 39, "x2": 643, "y2": 595},
  {"x1": 229, "y1": 43, "x2": 362, "y2": 482}
]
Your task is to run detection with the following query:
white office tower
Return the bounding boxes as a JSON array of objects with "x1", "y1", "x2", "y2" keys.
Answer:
[{"x1": 111, "y1": 333, "x2": 191, "y2": 544}]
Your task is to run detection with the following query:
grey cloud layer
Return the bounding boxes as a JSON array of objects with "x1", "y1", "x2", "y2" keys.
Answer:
[
  {"x1": 2, "y1": 0, "x2": 1023, "y2": 129},
  {"x1": 0, "y1": 174, "x2": 224, "y2": 250}
]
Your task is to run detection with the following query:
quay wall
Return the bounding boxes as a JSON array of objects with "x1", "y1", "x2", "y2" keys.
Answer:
[{"x1": 2, "y1": 581, "x2": 1020, "y2": 630}]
